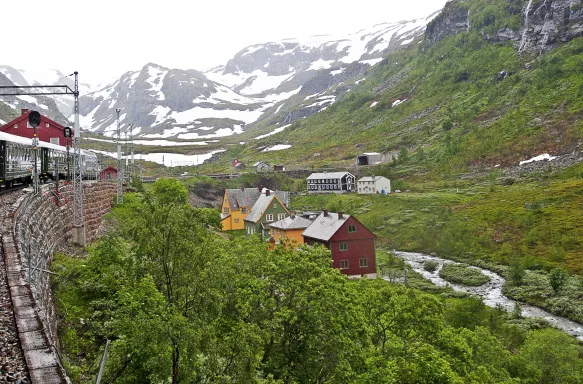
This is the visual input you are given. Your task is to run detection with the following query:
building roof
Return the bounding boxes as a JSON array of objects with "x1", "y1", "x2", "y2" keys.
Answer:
[
  {"x1": 225, "y1": 188, "x2": 261, "y2": 210},
  {"x1": 225, "y1": 188, "x2": 290, "y2": 211},
  {"x1": 302, "y1": 212, "x2": 351, "y2": 241},
  {"x1": 269, "y1": 215, "x2": 313, "y2": 230},
  {"x1": 0, "y1": 109, "x2": 65, "y2": 131},
  {"x1": 358, "y1": 176, "x2": 389, "y2": 182},
  {"x1": 253, "y1": 161, "x2": 268, "y2": 167},
  {"x1": 307, "y1": 172, "x2": 354, "y2": 180},
  {"x1": 245, "y1": 193, "x2": 288, "y2": 223}
]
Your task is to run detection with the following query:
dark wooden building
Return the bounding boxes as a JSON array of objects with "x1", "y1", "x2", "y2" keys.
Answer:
[{"x1": 302, "y1": 210, "x2": 376, "y2": 278}]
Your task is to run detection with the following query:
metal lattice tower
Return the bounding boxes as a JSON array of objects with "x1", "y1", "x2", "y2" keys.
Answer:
[
  {"x1": 116, "y1": 108, "x2": 123, "y2": 204},
  {"x1": 129, "y1": 124, "x2": 134, "y2": 184},
  {"x1": 139, "y1": 154, "x2": 143, "y2": 181},
  {"x1": 72, "y1": 72, "x2": 84, "y2": 227}
]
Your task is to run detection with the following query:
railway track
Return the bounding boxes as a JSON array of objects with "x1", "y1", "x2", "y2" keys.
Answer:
[{"x1": 0, "y1": 188, "x2": 29, "y2": 383}]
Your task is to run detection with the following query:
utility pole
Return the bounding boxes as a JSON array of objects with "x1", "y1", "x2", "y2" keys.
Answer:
[
  {"x1": 116, "y1": 108, "x2": 123, "y2": 204},
  {"x1": 139, "y1": 155, "x2": 143, "y2": 182},
  {"x1": 128, "y1": 124, "x2": 134, "y2": 184},
  {"x1": 71, "y1": 72, "x2": 85, "y2": 245}
]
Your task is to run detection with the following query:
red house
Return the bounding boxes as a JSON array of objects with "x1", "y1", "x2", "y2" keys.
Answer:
[
  {"x1": 302, "y1": 210, "x2": 376, "y2": 279},
  {"x1": 99, "y1": 166, "x2": 118, "y2": 181},
  {"x1": 0, "y1": 109, "x2": 69, "y2": 146}
]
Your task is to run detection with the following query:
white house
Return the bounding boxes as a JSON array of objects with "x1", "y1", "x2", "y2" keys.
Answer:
[
  {"x1": 307, "y1": 172, "x2": 355, "y2": 193},
  {"x1": 253, "y1": 161, "x2": 270, "y2": 172},
  {"x1": 357, "y1": 176, "x2": 391, "y2": 195}
]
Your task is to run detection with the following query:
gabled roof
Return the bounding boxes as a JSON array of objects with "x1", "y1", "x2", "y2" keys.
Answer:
[
  {"x1": 0, "y1": 110, "x2": 65, "y2": 131},
  {"x1": 307, "y1": 172, "x2": 354, "y2": 180},
  {"x1": 269, "y1": 215, "x2": 313, "y2": 230},
  {"x1": 302, "y1": 212, "x2": 351, "y2": 241},
  {"x1": 245, "y1": 194, "x2": 288, "y2": 223},
  {"x1": 225, "y1": 188, "x2": 261, "y2": 210},
  {"x1": 224, "y1": 188, "x2": 290, "y2": 210},
  {"x1": 358, "y1": 176, "x2": 389, "y2": 182},
  {"x1": 253, "y1": 161, "x2": 268, "y2": 167}
]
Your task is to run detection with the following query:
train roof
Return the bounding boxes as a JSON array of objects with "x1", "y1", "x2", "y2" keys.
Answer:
[{"x1": 0, "y1": 131, "x2": 98, "y2": 158}]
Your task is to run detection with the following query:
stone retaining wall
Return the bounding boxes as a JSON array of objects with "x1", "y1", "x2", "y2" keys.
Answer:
[{"x1": 2, "y1": 182, "x2": 116, "y2": 383}]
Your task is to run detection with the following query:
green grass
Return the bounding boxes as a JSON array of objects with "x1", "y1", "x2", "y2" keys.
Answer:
[
  {"x1": 439, "y1": 263, "x2": 491, "y2": 286},
  {"x1": 292, "y1": 169, "x2": 583, "y2": 272}
]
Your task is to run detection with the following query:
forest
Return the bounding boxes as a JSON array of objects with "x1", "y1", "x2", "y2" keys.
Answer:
[{"x1": 52, "y1": 179, "x2": 583, "y2": 383}]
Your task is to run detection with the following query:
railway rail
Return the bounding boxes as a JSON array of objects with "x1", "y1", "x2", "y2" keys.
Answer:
[{"x1": 0, "y1": 188, "x2": 29, "y2": 383}]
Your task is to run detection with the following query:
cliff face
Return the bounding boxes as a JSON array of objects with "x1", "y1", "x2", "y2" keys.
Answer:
[
  {"x1": 425, "y1": 2, "x2": 471, "y2": 45},
  {"x1": 517, "y1": 0, "x2": 583, "y2": 53},
  {"x1": 425, "y1": 0, "x2": 583, "y2": 54}
]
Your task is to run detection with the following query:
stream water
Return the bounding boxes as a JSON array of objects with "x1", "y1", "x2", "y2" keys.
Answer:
[{"x1": 394, "y1": 251, "x2": 583, "y2": 341}]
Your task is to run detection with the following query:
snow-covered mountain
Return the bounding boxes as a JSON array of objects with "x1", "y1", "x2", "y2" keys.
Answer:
[
  {"x1": 205, "y1": 16, "x2": 434, "y2": 97},
  {"x1": 0, "y1": 70, "x2": 69, "y2": 125},
  {"x1": 1, "y1": 12, "x2": 441, "y2": 139},
  {"x1": 0, "y1": 66, "x2": 95, "y2": 117}
]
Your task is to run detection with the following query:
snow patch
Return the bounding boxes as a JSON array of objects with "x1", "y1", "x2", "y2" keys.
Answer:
[
  {"x1": 519, "y1": 153, "x2": 556, "y2": 165},
  {"x1": 262, "y1": 144, "x2": 291, "y2": 152},
  {"x1": 254, "y1": 124, "x2": 292, "y2": 139},
  {"x1": 360, "y1": 58, "x2": 383, "y2": 66}
]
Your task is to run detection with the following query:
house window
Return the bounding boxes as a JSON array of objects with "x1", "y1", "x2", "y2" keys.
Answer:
[
  {"x1": 241, "y1": 207, "x2": 247, "y2": 214},
  {"x1": 50, "y1": 138, "x2": 59, "y2": 145},
  {"x1": 340, "y1": 260, "x2": 349, "y2": 269},
  {"x1": 360, "y1": 258, "x2": 368, "y2": 268},
  {"x1": 278, "y1": 213, "x2": 285, "y2": 221},
  {"x1": 266, "y1": 214, "x2": 274, "y2": 222},
  {"x1": 223, "y1": 207, "x2": 229, "y2": 214},
  {"x1": 46, "y1": 123, "x2": 50, "y2": 128},
  {"x1": 234, "y1": 218, "x2": 239, "y2": 223},
  {"x1": 13, "y1": 124, "x2": 17, "y2": 129},
  {"x1": 273, "y1": 203, "x2": 277, "y2": 208},
  {"x1": 339, "y1": 242, "x2": 348, "y2": 251},
  {"x1": 348, "y1": 225, "x2": 356, "y2": 233}
]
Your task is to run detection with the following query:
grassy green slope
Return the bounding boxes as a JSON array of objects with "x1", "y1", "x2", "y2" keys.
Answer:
[{"x1": 216, "y1": 0, "x2": 583, "y2": 176}]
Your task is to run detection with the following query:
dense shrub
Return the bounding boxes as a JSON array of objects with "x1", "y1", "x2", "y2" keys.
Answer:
[{"x1": 439, "y1": 263, "x2": 491, "y2": 286}]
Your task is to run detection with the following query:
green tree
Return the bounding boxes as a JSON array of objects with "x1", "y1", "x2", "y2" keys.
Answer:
[
  {"x1": 512, "y1": 329, "x2": 583, "y2": 383},
  {"x1": 549, "y1": 267, "x2": 569, "y2": 294}
]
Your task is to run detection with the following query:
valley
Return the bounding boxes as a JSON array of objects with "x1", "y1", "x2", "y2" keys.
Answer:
[{"x1": 2, "y1": 0, "x2": 583, "y2": 382}]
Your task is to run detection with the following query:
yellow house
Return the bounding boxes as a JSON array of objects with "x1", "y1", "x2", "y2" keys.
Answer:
[
  {"x1": 268, "y1": 213, "x2": 313, "y2": 246},
  {"x1": 220, "y1": 187, "x2": 290, "y2": 231}
]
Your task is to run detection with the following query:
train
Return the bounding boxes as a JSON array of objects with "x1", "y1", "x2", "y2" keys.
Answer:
[{"x1": 0, "y1": 131, "x2": 100, "y2": 188}]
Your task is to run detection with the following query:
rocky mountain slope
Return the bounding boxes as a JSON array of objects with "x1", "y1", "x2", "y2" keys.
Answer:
[
  {"x1": 0, "y1": 71, "x2": 70, "y2": 126},
  {"x1": 75, "y1": 14, "x2": 439, "y2": 140},
  {"x1": 213, "y1": 0, "x2": 583, "y2": 174},
  {"x1": 0, "y1": 66, "x2": 95, "y2": 118}
]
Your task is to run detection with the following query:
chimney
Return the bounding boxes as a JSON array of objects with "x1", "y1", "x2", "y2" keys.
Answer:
[
  {"x1": 266, "y1": 189, "x2": 271, "y2": 196},
  {"x1": 323, "y1": 209, "x2": 328, "y2": 217},
  {"x1": 290, "y1": 211, "x2": 296, "y2": 219},
  {"x1": 338, "y1": 211, "x2": 344, "y2": 219},
  {"x1": 241, "y1": 184, "x2": 245, "y2": 192},
  {"x1": 21, "y1": 109, "x2": 29, "y2": 116},
  {"x1": 257, "y1": 185, "x2": 262, "y2": 192}
]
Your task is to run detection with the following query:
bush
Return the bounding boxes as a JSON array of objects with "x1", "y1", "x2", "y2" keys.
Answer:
[
  {"x1": 424, "y1": 260, "x2": 440, "y2": 273},
  {"x1": 439, "y1": 263, "x2": 491, "y2": 286}
]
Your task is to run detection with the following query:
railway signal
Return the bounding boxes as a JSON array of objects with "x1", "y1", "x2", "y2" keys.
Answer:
[{"x1": 28, "y1": 111, "x2": 41, "y2": 194}]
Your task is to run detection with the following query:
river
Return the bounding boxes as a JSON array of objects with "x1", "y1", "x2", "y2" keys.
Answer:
[{"x1": 394, "y1": 251, "x2": 583, "y2": 341}]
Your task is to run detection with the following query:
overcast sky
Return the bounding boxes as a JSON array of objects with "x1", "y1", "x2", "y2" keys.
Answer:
[{"x1": 6, "y1": 0, "x2": 448, "y2": 85}]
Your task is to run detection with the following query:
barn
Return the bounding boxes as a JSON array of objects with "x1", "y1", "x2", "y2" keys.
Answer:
[{"x1": 0, "y1": 109, "x2": 69, "y2": 146}]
